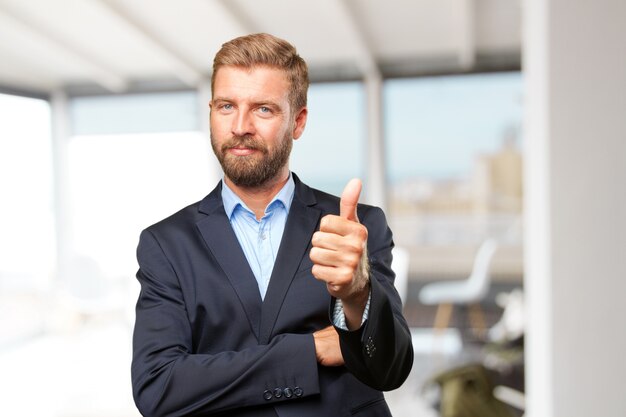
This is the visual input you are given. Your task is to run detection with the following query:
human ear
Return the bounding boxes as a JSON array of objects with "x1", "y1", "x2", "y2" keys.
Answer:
[{"x1": 292, "y1": 107, "x2": 308, "y2": 140}]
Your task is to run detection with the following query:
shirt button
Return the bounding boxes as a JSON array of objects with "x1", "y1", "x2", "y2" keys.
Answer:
[
  {"x1": 263, "y1": 390, "x2": 273, "y2": 401},
  {"x1": 260, "y1": 233, "x2": 267, "y2": 240}
]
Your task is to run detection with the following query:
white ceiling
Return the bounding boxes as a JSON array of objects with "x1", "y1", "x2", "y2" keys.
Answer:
[{"x1": 0, "y1": 0, "x2": 521, "y2": 96}]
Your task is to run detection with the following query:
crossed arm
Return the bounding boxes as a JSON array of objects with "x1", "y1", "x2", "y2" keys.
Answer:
[{"x1": 131, "y1": 191, "x2": 413, "y2": 416}]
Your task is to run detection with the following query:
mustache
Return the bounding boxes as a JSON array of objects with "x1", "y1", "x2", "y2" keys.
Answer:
[{"x1": 221, "y1": 135, "x2": 267, "y2": 153}]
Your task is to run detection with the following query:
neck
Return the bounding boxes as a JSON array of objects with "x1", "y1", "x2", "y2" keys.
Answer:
[{"x1": 224, "y1": 168, "x2": 290, "y2": 220}]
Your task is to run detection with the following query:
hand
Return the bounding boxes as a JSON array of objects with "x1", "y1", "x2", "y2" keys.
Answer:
[
  {"x1": 313, "y1": 326, "x2": 344, "y2": 366},
  {"x1": 310, "y1": 179, "x2": 370, "y2": 329}
]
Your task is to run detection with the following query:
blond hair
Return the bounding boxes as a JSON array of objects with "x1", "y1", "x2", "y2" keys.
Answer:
[{"x1": 211, "y1": 33, "x2": 309, "y2": 112}]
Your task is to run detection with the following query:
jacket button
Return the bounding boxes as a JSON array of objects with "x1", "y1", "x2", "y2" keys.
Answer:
[
  {"x1": 263, "y1": 390, "x2": 273, "y2": 401},
  {"x1": 273, "y1": 388, "x2": 282, "y2": 398},
  {"x1": 365, "y1": 336, "x2": 377, "y2": 358},
  {"x1": 293, "y1": 386, "x2": 303, "y2": 397},
  {"x1": 283, "y1": 387, "x2": 293, "y2": 398}
]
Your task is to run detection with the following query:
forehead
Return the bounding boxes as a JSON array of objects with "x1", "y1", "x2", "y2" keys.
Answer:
[{"x1": 213, "y1": 65, "x2": 290, "y2": 104}]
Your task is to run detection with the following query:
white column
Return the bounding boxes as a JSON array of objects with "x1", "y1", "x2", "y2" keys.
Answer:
[
  {"x1": 50, "y1": 90, "x2": 73, "y2": 281},
  {"x1": 364, "y1": 72, "x2": 387, "y2": 211},
  {"x1": 524, "y1": 1, "x2": 626, "y2": 416}
]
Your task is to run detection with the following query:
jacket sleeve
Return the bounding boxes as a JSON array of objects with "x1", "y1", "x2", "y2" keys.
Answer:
[
  {"x1": 131, "y1": 230, "x2": 320, "y2": 417},
  {"x1": 333, "y1": 206, "x2": 414, "y2": 391}
]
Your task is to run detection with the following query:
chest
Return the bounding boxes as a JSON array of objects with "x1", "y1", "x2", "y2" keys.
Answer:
[{"x1": 180, "y1": 251, "x2": 331, "y2": 353}]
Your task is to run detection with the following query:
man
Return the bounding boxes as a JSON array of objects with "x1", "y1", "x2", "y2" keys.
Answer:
[{"x1": 132, "y1": 33, "x2": 413, "y2": 417}]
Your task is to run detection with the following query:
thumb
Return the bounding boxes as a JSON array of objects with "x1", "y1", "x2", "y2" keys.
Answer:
[{"x1": 340, "y1": 178, "x2": 362, "y2": 222}]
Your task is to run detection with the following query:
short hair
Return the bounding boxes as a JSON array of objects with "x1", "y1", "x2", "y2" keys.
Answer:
[{"x1": 211, "y1": 33, "x2": 309, "y2": 113}]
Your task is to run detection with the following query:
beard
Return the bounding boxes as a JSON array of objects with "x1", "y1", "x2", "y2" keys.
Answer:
[{"x1": 211, "y1": 131, "x2": 293, "y2": 188}]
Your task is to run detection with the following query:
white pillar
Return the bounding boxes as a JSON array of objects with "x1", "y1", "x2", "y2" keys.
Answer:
[
  {"x1": 524, "y1": 1, "x2": 626, "y2": 416},
  {"x1": 50, "y1": 90, "x2": 73, "y2": 281},
  {"x1": 364, "y1": 72, "x2": 387, "y2": 211}
]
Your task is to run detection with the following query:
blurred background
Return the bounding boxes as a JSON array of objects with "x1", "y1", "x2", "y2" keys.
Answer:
[{"x1": 0, "y1": 1, "x2": 623, "y2": 416}]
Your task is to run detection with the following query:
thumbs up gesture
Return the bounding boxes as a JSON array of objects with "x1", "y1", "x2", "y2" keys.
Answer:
[{"x1": 310, "y1": 179, "x2": 371, "y2": 329}]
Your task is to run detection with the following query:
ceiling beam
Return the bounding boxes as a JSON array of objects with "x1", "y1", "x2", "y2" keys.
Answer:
[
  {"x1": 333, "y1": 0, "x2": 380, "y2": 79},
  {"x1": 94, "y1": 0, "x2": 204, "y2": 88},
  {"x1": 333, "y1": 0, "x2": 384, "y2": 209},
  {"x1": 0, "y1": 4, "x2": 127, "y2": 92},
  {"x1": 458, "y1": 0, "x2": 476, "y2": 69},
  {"x1": 213, "y1": 0, "x2": 259, "y2": 34}
]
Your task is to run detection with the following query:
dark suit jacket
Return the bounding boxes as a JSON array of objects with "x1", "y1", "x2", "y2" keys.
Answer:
[{"x1": 131, "y1": 174, "x2": 413, "y2": 417}]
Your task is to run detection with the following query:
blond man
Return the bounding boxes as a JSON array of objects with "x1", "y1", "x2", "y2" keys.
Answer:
[{"x1": 132, "y1": 33, "x2": 413, "y2": 417}]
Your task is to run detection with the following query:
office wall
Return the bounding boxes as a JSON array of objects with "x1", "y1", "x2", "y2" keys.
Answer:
[{"x1": 524, "y1": 1, "x2": 626, "y2": 416}]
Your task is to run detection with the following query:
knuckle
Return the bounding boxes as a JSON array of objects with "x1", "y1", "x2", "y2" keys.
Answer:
[
  {"x1": 311, "y1": 264, "x2": 322, "y2": 278},
  {"x1": 339, "y1": 268, "x2": 354, "y2": 282},
  {"x1": 311, "y1": 232, "x2": 320, "y2": 246},
  {"x1": 347, "y1": 240, "x2": 363, "y2": 254},
  {"x1": 320, "y1": 215, "x2": 332, "y2": 231},
  {"x1": 355, "y1": 225, "x2": 368, "y2": 240},
  {"x1": 346, "y1": 256, "x2": 360, "y2": 270}
]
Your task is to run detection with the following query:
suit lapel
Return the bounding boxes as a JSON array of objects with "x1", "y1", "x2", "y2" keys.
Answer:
[
  {"x1": 196, "y1": 184, "x2": 262, "y2": 340},
  {"x1": 259, "y1": 178, "x2": 321, "y2": 344}
]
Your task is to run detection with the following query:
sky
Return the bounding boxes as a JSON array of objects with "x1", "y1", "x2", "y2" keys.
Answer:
[
  {"x1": 292, "y1": 71, "x2": 523, "y2": 194},
  {"x1": 385, "y1": 71, "x2": 523, "y2": 181}
]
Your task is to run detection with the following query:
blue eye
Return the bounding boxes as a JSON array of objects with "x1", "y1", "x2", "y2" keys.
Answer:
[
  {"x1": 259, "y1": 106, "x2": 270, "y2": 113},
  {"x1": 222, "y1": 104, "x2": 233, "y2": 110}
]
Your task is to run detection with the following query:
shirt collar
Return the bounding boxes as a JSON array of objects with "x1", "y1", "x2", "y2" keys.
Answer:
[{"x1": 221, "y1": 173, "x2": 295, "y2": 219}]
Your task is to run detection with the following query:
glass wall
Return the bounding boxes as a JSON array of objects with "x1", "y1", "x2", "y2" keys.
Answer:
[
  {"x1": 290, "y1": 82, "x2": 366, "y2": 196},
  {"x1": 0, "y1": 91, "x2": 213, "y2": 416},
  {"x1": 384, "y1": 72, "x2": 524, "y2": 282},
  {"x1": 0, "y1": 74, "x2": 523, "y2": 415},
  {"x1": 0, "y1": 93, "x2": 54, "y2": 343}
]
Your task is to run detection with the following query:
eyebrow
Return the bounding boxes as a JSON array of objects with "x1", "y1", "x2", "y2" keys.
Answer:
[{"x1": 212, "y1": 97, "x2": 284, "y2": 112}]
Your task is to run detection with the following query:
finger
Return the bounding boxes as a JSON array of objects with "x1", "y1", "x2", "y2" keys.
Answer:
[
  {"x1": 340, "y1": 178, "x2": 362, "y2": 222},
  {"x1": 313, "y1": 229, "x2": 365, "y2": 254},
  {"x1": 311, "y1": 264, "x2": 354, "y2": 285},
  {"x1": 310, "y1": 246, "x2": 343, "y2": 266},
  {"x1": 313, "y1": 325, "x2": 334, "y2": 337},
  {"x1": 311, "y1": 230, "x2": 345, "y2": 251},
  {"x1": 310, "y1": 246, "x2": 361, "y2": 269},
  {"x1": 319, "y1": 215, "x2": 368, "y2": 239}
]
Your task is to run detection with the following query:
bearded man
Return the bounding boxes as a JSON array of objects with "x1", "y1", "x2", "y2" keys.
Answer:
[{"x1": 131, "y1": 33, "x2": 413, "y2": 417}]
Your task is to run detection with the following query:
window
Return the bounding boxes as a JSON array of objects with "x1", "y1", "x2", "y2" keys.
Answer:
[
  {"x1": 0, "y1": 93, "x2": 54, "y2": 291},
  {"x1": 290, "y1": 82, "x2": 365, "y2": 196},
  {"x1": 384, "y1": 72, "x2": 523, "y2": 279},
  {"x1": 67, "y1": 91, "x2": 215, "y2": 280}
]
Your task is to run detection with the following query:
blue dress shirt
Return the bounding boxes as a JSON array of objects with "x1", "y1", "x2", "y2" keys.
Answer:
[
  {"x1": 221, "y1": 173, "x2": 369, "y2": 329},
  {"x1": 222, "y1": 176, "x2": 294, "y2": 299}
]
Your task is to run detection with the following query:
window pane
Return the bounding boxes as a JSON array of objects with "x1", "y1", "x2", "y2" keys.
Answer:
[
  {"x1": 0, "y1": 93, "x2": 54, "y2": 290},
  {"x1": 71, "y1": 91, "x2": 200, "y2": 135},
  {"x1": 290, "y1": 82, "x2": 365, "y2": 196},
  {"x1": 67, "y1": 132, "x2": 214, "y2": 278},
  {"x1": 384, "y1": 72, "x2": 523, "y2": 280}
]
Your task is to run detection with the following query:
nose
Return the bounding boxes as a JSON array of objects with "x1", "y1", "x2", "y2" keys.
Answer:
[{"x1": 232, "y1": 110, "x2": 255, "y2": 137}]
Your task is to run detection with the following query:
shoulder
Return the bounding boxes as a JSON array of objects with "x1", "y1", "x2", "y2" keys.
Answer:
[
  {"x1": 143, "y1": 200, "x2": 203, "y2": 236},
  {"x1": 136, "y1": 201, "x2": 205, "y2": 259}
]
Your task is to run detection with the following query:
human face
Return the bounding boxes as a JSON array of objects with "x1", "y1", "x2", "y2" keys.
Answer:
[{"x1": 210, "y1": 65, "x2": 307, "y2": 188}]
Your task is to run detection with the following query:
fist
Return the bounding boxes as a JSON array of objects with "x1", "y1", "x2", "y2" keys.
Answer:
[{"x1": 310, "y1": 179, "x2": 370, "y2": 301}]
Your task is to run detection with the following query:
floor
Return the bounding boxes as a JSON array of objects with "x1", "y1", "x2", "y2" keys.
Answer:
[
  {"x1": 0, "y1": 288, "x2": 519, "y2": 417},
  {"x1": 386, "y1": 328, "x2": 469, "y2": 417}
]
